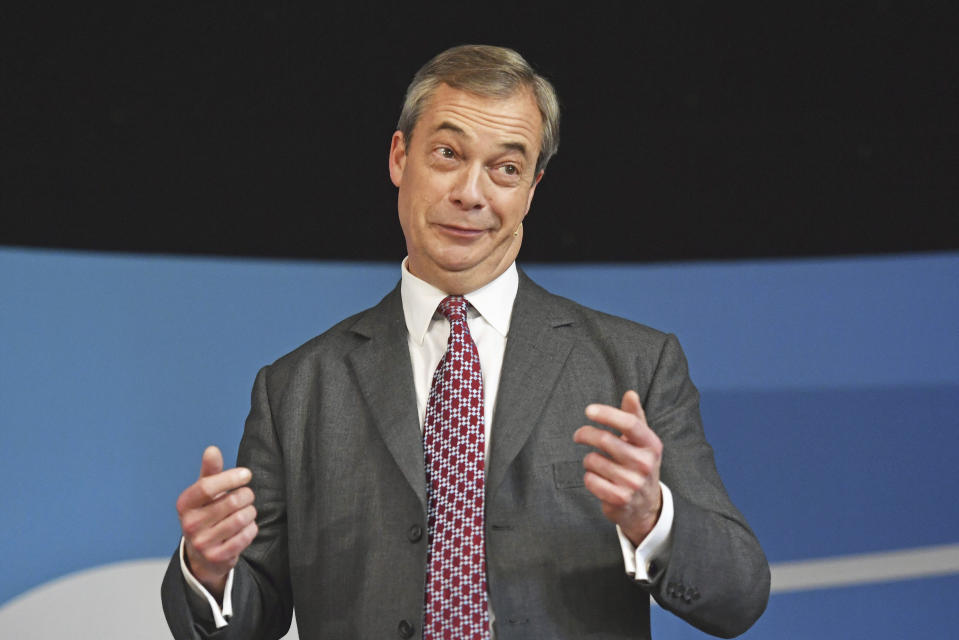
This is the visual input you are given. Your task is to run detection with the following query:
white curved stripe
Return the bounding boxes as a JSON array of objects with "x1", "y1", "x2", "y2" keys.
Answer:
[
  {"x1": 770, "y1": 542, "x2": 959, "y2": 593},
  {"x1": 3, "y1": 545, "x2": 958, "y2": 637},
  {"x1": 0, "y1": 559, "x2": 300, "y2": 640}
]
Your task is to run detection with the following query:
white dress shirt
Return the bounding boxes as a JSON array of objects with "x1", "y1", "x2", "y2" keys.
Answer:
[{"x1": 182, "y1": 259, "x2": 673, "y2": 628}]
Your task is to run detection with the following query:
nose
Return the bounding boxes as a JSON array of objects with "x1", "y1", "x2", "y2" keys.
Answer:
[{"x1": 449, "y1": 164, "x2": 486, "y2": 211}]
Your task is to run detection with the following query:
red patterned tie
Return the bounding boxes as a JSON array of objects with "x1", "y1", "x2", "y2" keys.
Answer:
[{"x1": 423, "y1": 295, "x2": 489, "y2": 639}]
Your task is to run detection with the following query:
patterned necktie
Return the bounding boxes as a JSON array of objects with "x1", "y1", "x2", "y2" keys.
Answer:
[{"x1": 423, "y1": 295, "x2": 490, "y2": 639}]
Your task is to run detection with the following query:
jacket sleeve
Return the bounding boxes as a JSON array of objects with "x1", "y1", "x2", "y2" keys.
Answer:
[
  {"x1": 641, "y1": 334, "x2": 770, "y2": 638},
  {"x1": 161, "y1": 366, "x2": 294, "y2": 639}
]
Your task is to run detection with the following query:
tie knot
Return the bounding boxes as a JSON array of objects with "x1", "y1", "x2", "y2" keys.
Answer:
[{"x1": 438, "y1": 295, "x2": 468, "y2": 323}]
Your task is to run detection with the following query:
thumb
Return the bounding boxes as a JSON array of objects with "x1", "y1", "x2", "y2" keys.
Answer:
[
  {"x1": 199, "y1": 445, "x2": 224, "y2": 479},
  {"x1": 620, "y1": 390, "x2": 643, "y2": 418}
]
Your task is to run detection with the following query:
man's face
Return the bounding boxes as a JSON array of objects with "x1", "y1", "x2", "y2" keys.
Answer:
[{"x1": 389, "y1": 83, "x2": 544, "y2": 294}]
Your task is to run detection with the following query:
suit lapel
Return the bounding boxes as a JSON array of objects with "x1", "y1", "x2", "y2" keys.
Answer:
[
  {"x1": 347, "y1": 284, "x2": 427, "y2": 508},
  {"x1": 343, "y1": 272, "x2": 576, "y2": 508},
  {"x1": 487, "y1": 270, "x2": 575, "y2": 500}
]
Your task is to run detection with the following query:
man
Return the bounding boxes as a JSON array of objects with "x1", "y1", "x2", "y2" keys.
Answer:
[{"x1": 162, "y1": 45, "x2": 769, "y2": 639}]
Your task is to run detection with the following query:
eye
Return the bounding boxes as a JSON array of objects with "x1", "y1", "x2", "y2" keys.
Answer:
[
  {"x1": 494, "y1": 163, "x2": 524, "y2": 183},
  {"x1": 437, "y1": 146, "x2": 455, "y2": 159}
]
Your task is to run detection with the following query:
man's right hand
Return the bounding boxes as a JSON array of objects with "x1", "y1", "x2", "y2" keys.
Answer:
[{"x1": 176, "y1": 446, "x2": 258, "y2": 600}]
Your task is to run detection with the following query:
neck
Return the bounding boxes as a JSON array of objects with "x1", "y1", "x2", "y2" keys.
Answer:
[{"x1": 409, "y1": 245, "x2": 521, "y2": 295}]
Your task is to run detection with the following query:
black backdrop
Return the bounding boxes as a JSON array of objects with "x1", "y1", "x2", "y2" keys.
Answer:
[{"x1": 3, "y1": 3, "x2": 956, "y2": 263}]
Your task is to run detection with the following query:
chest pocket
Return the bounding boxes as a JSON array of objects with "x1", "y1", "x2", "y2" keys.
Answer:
[{"x1": 552, "y1": 460, "x2": 587, "y2": 489}]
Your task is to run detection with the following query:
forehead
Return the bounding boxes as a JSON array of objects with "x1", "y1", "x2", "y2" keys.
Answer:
[{"x1": 415, "y1": 84, "x2": 542, "y2": 156}]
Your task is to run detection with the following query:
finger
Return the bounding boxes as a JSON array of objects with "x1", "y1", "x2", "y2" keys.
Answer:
[
  {"x1": 584, "y1": 402, "x2": 659, "y2": 450},
  {"x1": 180, "y1": 486, "x2": 256, "y2": 537},
  {"x1": 205, "y1": 486, "x2": 256, "y2": 526},
  {"x1": 177, "y1": 467, "x2": 252, "y2": 513},
  {"x1": 620, "y1": 390, "x2": 646, "y2": 423},
  {"x1": 584, "y1": 403, "x2": 648, "y2": 439},
  {"x1": 191, "y1": 520, "x2": 259, "y2": 569},
  {"x1": 191, "y1": 504, "x2": 258, "y2": 554},
  {"x1": 582, "y1": 470, "x2": 634, "y2": 508},
  {"x1": 582, "y1": 451, "x2": 647, "y2": 490},
  {"x1": 575, "y1": 425, "x2": 659, "y2": 470},
  {"x1": 199, "y1": 446, "x2": 224, "y2": 479}
]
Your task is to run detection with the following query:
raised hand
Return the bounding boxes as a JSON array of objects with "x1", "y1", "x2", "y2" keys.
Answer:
[
  {"x1": 176, "y1": 446, "x2": 258, "y2": 599},
  {"x1": 573, "y1": 390, "x2": 663, "y2": 545}
]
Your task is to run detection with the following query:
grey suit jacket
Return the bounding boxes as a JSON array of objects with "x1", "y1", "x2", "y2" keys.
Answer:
[{"x1": 162, "y1": 270, "x2": 770, "y2": 639}]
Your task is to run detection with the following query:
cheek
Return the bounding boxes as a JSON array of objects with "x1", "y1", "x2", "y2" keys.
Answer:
[
  {"x1": 417, "y1": 189, "x2": 435, "y2": 208},
  {"x1": 407, "y1": 175, "x2": 442, "y2": 210},
  {"x1": 398, "y1": 179, "x2": 427, "y2": 213},
  {"x1": 396, "y1": 191, "x2": 420, "y2": 238},
  {"x1": 492, "y1": 193, "x2": 531, "y2": 225}
]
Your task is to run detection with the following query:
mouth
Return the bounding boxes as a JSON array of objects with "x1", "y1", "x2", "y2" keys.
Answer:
[{"x1": 434, "y1": 223, "x2": 488, "y2": 239}]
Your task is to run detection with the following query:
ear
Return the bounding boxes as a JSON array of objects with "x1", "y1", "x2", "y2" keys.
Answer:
[
  {"x1": 523, "y1": 170, "x2": 545, "y2": 216},
  {"x1": 388, "y1": 131, "x2": 407, "y2": 187}
]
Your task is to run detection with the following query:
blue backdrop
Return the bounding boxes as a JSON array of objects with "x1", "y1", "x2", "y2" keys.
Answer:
[{"x1": 2, "y1": 247, "x2": 957, "y2": 638}]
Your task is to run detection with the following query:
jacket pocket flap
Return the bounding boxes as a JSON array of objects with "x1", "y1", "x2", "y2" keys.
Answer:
[{"x1": 552, "y1": 460, "x2": 586, "y2": 489}]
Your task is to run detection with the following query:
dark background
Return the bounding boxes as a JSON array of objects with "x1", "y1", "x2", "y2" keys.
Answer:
[{"x1": 3, "y1": 3, "x2": 956, "y2": 263}]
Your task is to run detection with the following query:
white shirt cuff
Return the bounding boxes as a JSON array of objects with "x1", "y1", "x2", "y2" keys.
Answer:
[
  {"x1": 179, "y1": 537, "x2": 235, "y2": 629},
  {"x1": 617, "y1": 482, "x2": 674, "y2": 582}
]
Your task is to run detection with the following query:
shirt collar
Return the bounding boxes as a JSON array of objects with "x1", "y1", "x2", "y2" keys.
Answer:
[{"x1": 400, "y1": 258, "x2": 519, "y2": 344}]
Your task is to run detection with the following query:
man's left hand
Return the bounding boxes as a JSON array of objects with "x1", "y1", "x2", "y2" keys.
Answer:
[{"x1": 573, "y1": 390, "x2": 663, "y2": 546}]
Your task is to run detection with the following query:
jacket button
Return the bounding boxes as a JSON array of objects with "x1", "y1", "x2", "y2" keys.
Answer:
[
  {"x1": 408, "y1": 524, "x2": 423, "y2": 542},
  {"x1": 398, "y1": 619, "x2": 415, "y2": 638}
]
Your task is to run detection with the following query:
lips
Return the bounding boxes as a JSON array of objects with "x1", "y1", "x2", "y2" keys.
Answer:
[{"x1": 434, "y1": 223, "x2": 488, "y2": 238}]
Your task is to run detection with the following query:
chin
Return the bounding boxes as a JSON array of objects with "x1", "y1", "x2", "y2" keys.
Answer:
[
  {"x1": 435, "y1": 258, "x2": 480, "y2": 274},
  {"x1": 431, "y1": 245, "x2": 484, "y2": 267}
]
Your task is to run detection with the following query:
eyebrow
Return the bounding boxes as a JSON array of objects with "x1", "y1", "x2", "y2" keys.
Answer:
[{"x1": 433, "y1": 121, "x2": 530, "y2": 158}]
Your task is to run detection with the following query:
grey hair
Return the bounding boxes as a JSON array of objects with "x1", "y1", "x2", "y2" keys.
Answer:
[{"x1": 396, "y1": 44, "x2": 560, "y2": 175}]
